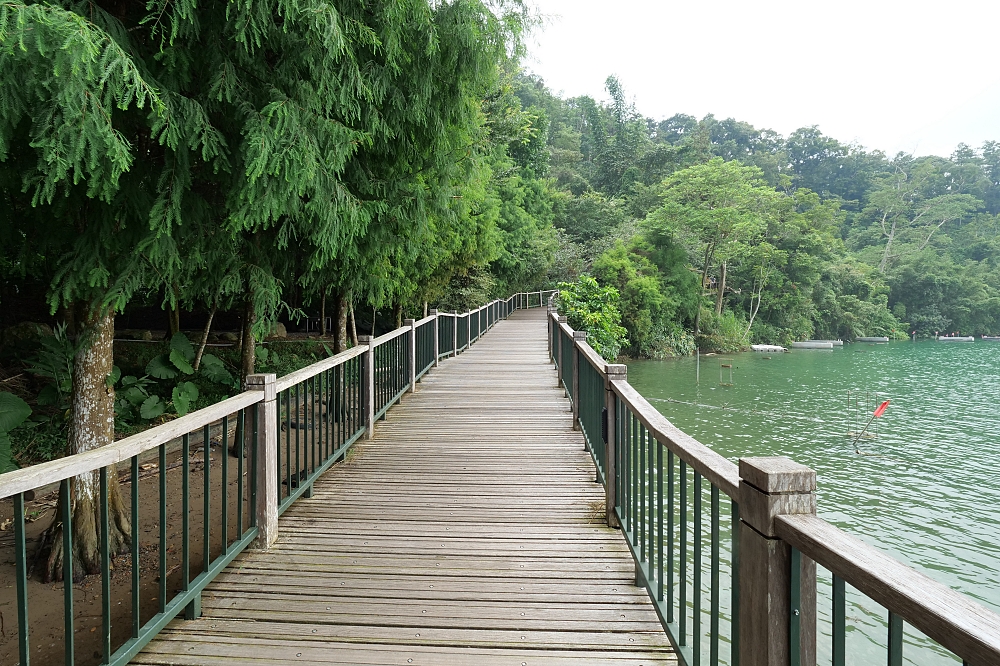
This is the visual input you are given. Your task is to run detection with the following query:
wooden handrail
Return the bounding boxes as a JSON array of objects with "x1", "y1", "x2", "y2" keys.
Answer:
[
  {"x1": 0, "y1": 390, "x2": 263, "y2": 500},
  {"x1": 610, "y1": 380, "x2": 740, "y2": 500},
  {"x1": 273, "y1": 344, "x2": 367, "y2": 393},
  {"x1": 776, "y1": 513, "x2": 1000, "y2": 664}
]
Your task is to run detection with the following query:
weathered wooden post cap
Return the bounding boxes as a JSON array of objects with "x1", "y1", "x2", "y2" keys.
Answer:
[
  {"x1": 404, "y1": 318, "x2": 415, "y2": 325},
  {"x1": 245, "y1": 373, "x2": 277, "y2": 401},
  {"x1": 573, "y1": 330, "x2": 587, "y2": 341},
  {"x1": 357, "y1": 334, "x2": 372, "y2": 344},
  {"x1": 739, "y1": 456, "x2": 816, "y2": 493},
  {"x1": 558, "y1": 316, "x2": 567, "y2": 323},
  {"x1": 739, "y1": 456, "x2": 816, "y2": 538},
  {"x1": 429, "y1": 308, "x2": 438, "y2": 315},
  {"x1": 605, "y1": 363, "x2": 627, "y2": 378}
]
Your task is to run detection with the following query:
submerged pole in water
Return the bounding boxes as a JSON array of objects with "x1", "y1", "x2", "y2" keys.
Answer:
[{"x1": 696, "y1": 348, "x2": 700, "y2": 384}]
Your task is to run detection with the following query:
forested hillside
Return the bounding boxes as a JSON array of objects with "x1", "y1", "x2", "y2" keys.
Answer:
[{"x1": 515, "y1": 75, "x2": 1000, "y2": 356}]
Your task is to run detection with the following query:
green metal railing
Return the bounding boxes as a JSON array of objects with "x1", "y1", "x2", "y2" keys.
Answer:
[
  {"x1": 373, "y1": 330, "x2": 410, "y2": 420},
  {"x1": 558, "y1": 326, "x2": 573, "y2": 401},
  {"x1": 457, "y1": 313, "x2": 469, "y2": 352},
  {"x1": 276, "y1": 351, "x2": 366, "y2": 514},
  {"x1": 3, "y1": 392, "x2": 262, "y2": 666},
  {"x1": 550, "y1": 306, "x2": 1000, "y2": 666},
  {"x1": 576, "y1": 346, "x2": 605, "y2": 484},
  {"x1": 613, "y1": 391, "x2": 739, "y2": 666},
  {"x1": 438, "y1": 314, "x2": 455, "y2": 359},
  {"x1": 415, "y1": 317, "x2": 436, "y2": 380}
]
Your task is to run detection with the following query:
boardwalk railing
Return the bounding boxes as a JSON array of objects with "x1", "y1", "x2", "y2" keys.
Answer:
[
  {"x1": 548, "y1": 301, "x2": 1000, "y2": 666},
  {"x1": 0, "y1": 291, "x2": 552, "y2": 666}
]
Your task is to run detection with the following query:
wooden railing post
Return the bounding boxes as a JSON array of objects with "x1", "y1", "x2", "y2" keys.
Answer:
[
  {"x1": 452, "y1": 314, "x2": 458, "y2": 357},
  {"x1": 739, "y1": 457, "x2": 817, "y2": 666},
  {"x1": 430, "y1": 309, "x2": 439, "y2": 367},
  {"x1": 466, "y1": 311, "x2": 471, "y2": 349},
  {"x1": 358, "y1": 336, "x2": 375, "y2": 438},
  {"x1": 405, "y1": 318, "x2": 416, "y2": 393},
  {"x1": 245, "y1": 373, "x2": 278, "y2": 550},
  {"x1": 605, "y1": 364, "x2": 626, "y2": 529},
  {"x1": 572, "y1": 330, "x2": 586, "y2": 434}
]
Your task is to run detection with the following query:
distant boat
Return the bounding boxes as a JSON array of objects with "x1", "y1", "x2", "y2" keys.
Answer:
[
  {"x1": 750, "y1": 344, "x2": 786, "y2": 352},
  {"x1": 857, "y1": 337, "x2": 889, "y2": 343},
  {"x1": 938, "y1": 336, "x2": 975, "y2": 342},
  {"x1": 791, "y1": 341, "x2": 834, "y2": 349},
  {"x1": 982, "y1": 336, "x2": 1000, "y2": 341},
  {"x1": 808, "y1": 339, "x2": 843, "y2": 346}
]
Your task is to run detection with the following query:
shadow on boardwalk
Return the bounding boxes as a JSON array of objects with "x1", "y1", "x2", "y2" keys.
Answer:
[{"x1": 135, "y1": 309, "x2": 676, "y2": 665}]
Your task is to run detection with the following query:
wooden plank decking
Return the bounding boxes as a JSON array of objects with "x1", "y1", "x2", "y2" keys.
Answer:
[{"x1": 135, "y1": 308, "x2": 675, "y2": 665}]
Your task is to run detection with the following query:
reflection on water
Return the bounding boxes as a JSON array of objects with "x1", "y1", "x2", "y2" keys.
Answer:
[{"x1": 627, "y1": 341, "x2": 1000, "y2": 665}]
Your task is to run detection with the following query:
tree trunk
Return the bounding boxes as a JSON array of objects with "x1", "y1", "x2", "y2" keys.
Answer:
[
  {"x1": 240, "y1": 296, "x2": 256, "y2": 382},
  {"x1": 715, "y1": 261, "x2": 727, "y2": 316},
  {"x1": 193, "y1": 303, "x2": 217, "y2": 371},
  {"x1": 167, "y1": 285, "x2": 181, "y2": 335},
  {"x1": 320, "y1": 291, "x2": 327, "y2": 337},
  {"x1": 694, "y1": 244, "x2": 715, "y2": 334},
  {"x1": 371, "y1": 307, "x2": 376, "y2": 336},
  {"x1": 879, "y1": 218, "x2": 898, "y2": 273},
  {"x1": 44, "y1": 306, "x2": 131, "y2": 582},
  {"x1": 333, "y1": 292, "x2": 349, "y2": 353},
  {"x1": 394, "y1": 303, "x2": 403, "y2": 329},
  {"x1": 348, "y1": 299, "x2": 358, "y2": 347},
  {"x1": 423, "y1": 301, "x2": 428, "y2": 318}
]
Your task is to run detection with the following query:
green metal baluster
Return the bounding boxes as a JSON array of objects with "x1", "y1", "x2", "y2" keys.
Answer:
[
  {"x1": 203, "y1": 425, "x2": 210, "y2": 573},
  {"x1": 833, "y1": 575, "x2": 845, "y2": 666},
  {"x1": 680, "y1": 461, "x2": 687, "y2": 647},
  {"x1": 132, "y1": 455, "x2": 141, "y2": 636},
  {"x1": 732, "y1": 500, "x2": 740, "y2": 666},
  {"x1": 182, "y1": 433, "x2": 194, "y2": 619},
  {"x1": 710, "y1": 484, "x2": 720, "y2": 666},
  {"x1": 236, "y1": 412, "x2": 245, "y2": 538},
  {"x1": 250, "y1": 408, "x2": 258, "y2": 526},
  {"x1": 100, "y1": 468, "x2": 111, "y2": 662},
  {"x1": 639, "y1": 425, "x2": 645, "y2": 564},
  {"x1": 667, "y1": 450, "x2": 674, "y2": 623},
  {"x1": 657, "y1": 441, "x2": 664, "y2": 603},
  {"x1": 631, "y1": 413, "x2": 638, "y2": 542},
  {"x1": 222, "y1": 415, "x2": 229, "y2": 553},
  {"x1": 295, "y1": 383, "x2": 301, "y2": 491},
  {"x1": 694, "y1": 471, "x2": 702, "y2": 666},
  {"x1": 61, "y1": 478, "x2": 74, "y2": 666},
  {"x1": 159, "y1": 443, "x2": 167, "y2": 613},
  {"x1": 790, "y1": 547, "x2": 801, "y2": 666},
  {"x1": 888, "y1": 611, "x2": 903, "y2": 666},
  {"x1": 648, "y1": 429, "x2": 655, "y2": 581},
  {"x1": 284, "y1": 390, "x2": 291, "y2": 501},
  {"x1": 14, "y1": 492, "x2": 29, "y2": 666}
]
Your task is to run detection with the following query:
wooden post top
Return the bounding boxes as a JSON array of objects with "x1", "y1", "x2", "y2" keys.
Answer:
[
  {"x1": 606, "y1": 364, "x2": 627, "y2": 379},
  {"x1": 245, "y1": 373, "x2": 276, "y2": 401},
  {"x1": 558, "y1": 316, "x2": 568, "y2": 323},
  {"x1": 740, "y1": 456, "x2": 816, "y2": 538},
  {"x1": 404, "y1": 318, "x2": 415, "y2": 326},
  {"x1": 739, "y1": 456, "x2": 816, "y2": 494},
  {"x1": 357, "y1": 335, "x2": 372, "y2": 343},
  {"x1": 429, "y1": 309, "x2": 438, "y2": 315},
  {"x1": 573, "y1": 330, "x2": 587, "y2": 341}
]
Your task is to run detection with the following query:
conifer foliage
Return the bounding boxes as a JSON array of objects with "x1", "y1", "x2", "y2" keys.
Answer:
[{"x1": 0, "y1": 0, "x2": 536, "y2": 581}]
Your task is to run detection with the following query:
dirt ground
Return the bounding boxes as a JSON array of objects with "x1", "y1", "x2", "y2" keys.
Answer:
[{"x1": 0, "y1": 440, "x2": 251, "y2": 666}]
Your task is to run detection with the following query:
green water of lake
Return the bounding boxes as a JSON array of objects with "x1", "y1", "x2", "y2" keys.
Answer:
[{"x1": 627, "y1": 340, "x2": 1000, "y2": 665}]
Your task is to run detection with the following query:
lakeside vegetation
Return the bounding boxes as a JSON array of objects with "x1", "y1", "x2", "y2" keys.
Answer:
[{"x1": 527, "y1": 75, "x2": 1000, "y2": 357}]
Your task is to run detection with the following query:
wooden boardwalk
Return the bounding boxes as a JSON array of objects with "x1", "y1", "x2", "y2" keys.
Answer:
[{"x1": 135, "y1": 309, "x2": 675, "y2": 665}]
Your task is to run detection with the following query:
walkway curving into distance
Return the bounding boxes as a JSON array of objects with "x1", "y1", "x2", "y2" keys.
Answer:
[{"x1": 135, "y1": 308, "x2": 675, "y2": 665}]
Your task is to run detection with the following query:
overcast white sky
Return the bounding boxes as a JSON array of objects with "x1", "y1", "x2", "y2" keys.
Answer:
[{"x1": 524, "y1": 0, "x2": 1000, "y2": 158}]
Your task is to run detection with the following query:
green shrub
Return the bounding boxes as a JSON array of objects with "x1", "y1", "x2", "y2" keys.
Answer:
[{"x1": 556, "y1": 276, "x2": 628, "y2": 360}]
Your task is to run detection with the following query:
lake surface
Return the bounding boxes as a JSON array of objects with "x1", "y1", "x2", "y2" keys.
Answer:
[{"x1": 627, "y1": 340, "x2": 1000, "y2": 665}]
